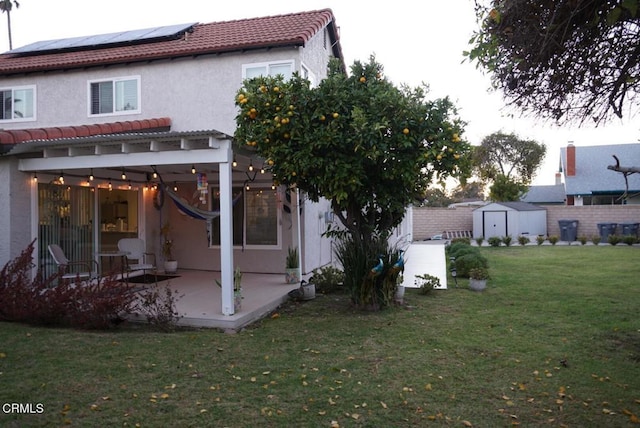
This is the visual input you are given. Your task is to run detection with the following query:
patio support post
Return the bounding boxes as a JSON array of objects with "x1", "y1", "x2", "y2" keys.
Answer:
[{"x1": 219, "y1": 140, "x2": 235, "y2": 315}]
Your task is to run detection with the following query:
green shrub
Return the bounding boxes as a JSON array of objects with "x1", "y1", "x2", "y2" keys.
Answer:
[
  {"x1": 415, "y1": 274, "x2": 440, "y2": 294},
  {"x1": 536, "y1": 235, "x2": 545, "y2": 245},
  {"x1": 454, "y1": 252, "x2": 489, "y2": 277},
  {"x1": 475, "y1": 236, "x2": 484, "y2": 246},
  {"x1": 487, "y1": 236, "x2": 502, "y2": 247},
  {"x1": 447, "y1": 241, "x2": 480, "y2": 260},
  {"x1": 309, "y1": 265, "x2": 344, "y2": 294},
  {"x1": 548, "y1": 235, "x2": 559, "y2": 245},
  {"x1": 578, "y1": 235, "x2": 588, "y2": 245},
  {"x1": 502, "y1": 235, "x2": 512, "y2": 247},
  {"x1": 608, "y1": 234, "x2": 621, "y2": 246},
  {"x1": 450, "y1": 237, "x2": 471, "y2": 246},
  {"x1": 517, "y1": 235, "x2": 529, "y2": 246},
  {"x1": 591, "y1": 235, "x2": 601, "y2": 245},
  {"x1": 622, "y1": 235, "x2": 638, "y2": 246}
]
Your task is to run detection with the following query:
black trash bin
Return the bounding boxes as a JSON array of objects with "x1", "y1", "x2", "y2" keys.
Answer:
[
  {"x1": 620, "y1": 222, "x2": 639, "y2": 237},
  {"x1": 558, "y1": 219, "x2": 579, "y2": 242},
  {"x1": 597, "y1": 223, "x2": 618, "y2": 241}
]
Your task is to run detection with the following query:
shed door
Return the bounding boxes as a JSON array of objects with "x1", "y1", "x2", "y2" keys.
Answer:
[{"x1": 483, "y1": 211, "x2": 507, "y2": 238}]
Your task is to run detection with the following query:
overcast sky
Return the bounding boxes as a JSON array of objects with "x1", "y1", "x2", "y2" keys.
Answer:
[{"x1": 3, "y1": 0, "x2": 638, "y2": 185}]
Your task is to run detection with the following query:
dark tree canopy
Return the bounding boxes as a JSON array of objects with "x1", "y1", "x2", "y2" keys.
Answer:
[
  {"x1": 473, "y1": 131, "x2": 546, "y2": 201},
  {"x1": 466, "y1": 0, "x2": 640, "y2": 125},
  {"x1": 473, "y1": 131, "x2": 547, "y2": 184}
]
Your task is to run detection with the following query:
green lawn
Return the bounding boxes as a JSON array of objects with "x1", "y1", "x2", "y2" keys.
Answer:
[{"x1": 1, "y1": 246, "x2": 639, "y2": 427}]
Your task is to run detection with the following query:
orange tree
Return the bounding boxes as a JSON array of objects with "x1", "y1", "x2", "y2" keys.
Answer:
[{"x1": 235, "y1": 57, "x2": 472, "y2": 305}]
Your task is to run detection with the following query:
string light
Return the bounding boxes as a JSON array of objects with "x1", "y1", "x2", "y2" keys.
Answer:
[
  {"x1": 128, "y1": 180, "x2": 132, "y2": 190},
  {"x1": 248, "y1": 161, "x2": 254, "y2": 172},
  {"x1": 89, "y1": 169, "x2": 94, "y2": 181},
  {"x1": 33, "y1": 172, "x2": 38, "y2": 182},
  {"x1": 59, "y1": 171, "x2": 64, "y2": 184},
  {"x1": 121, "y1": 168, "x2": 127, "y2": 180},
  {"x1": 173, "y1": 182, "x2": 178, "y2": 192},
  {"x1": 232, "y1": 156, "x2": 237, "y2": 168},
  {"x1": 191, "y1": 165, "x2": 196, "y2": 174},
  {"x1": 152, "y1": 171, "x2": 158, "y2": 179},
  {"x1": 108, "y1": 180, "x2": 112, "y2": 190}
]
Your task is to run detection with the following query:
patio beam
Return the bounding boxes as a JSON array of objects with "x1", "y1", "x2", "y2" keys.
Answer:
[{"x1": 18, "y1": 149, "x2": 227, "y2": 172}]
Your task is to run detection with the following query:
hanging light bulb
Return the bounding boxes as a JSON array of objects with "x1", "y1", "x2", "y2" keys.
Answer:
[
  {"x1": 191, "y1": 165, "x2": 196, "y2": 174},
  {"x1": 128, "y1": 180, "x2": 132, "y2": 190},
  {"x1": 173, "y1": 182, "x2": 178, "y2": 192},
  {"x1": 108, "y1": 180, "x2": 112, "y2": 190},
  {"x1": 232, "y1": 156, "x2": 237, "y2": 168},
  {"x1": 152, "y1": 171, "x2": 158, "y2": 179},
  {"x1": 121, "y1": 168, "x2": 127, "y2": 180},
  {"x1": 246, "y1": 184, "x2": 250, "y2": 190},
  {"x1": 33, "y1": 172, "x2": 38, "y2": 182},
  {"x1": 89, "y1": 169, "x2": 94, "y2": 181},
  {"x1": 59, "y1": 171, "x2": 64, "y2": 184},
  {"x1": 248, "y1": 161, "x2": 254, "y2": 172}
]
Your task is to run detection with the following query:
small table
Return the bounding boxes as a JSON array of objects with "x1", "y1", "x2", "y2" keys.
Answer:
[{"x1": 96, "y1": 251, "x2": 129, "y2": 279}]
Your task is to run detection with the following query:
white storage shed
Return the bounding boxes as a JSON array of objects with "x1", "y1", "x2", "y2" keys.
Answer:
[{"x1": 473, "y1": 202, "x2": 547, "y2": 240}]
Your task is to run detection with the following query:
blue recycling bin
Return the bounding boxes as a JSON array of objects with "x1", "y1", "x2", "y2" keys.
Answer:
[
  {"x1": 597, "y1": 223, "x2": 617, "y2": 241},
  {"x1": 620, "y1": 222, "x2": 639, "y2": 237},
  {"x1": 558, "y1": 219, "x2": 579, "y2": 242}
]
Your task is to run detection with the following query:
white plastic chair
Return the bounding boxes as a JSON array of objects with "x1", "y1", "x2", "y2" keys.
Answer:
[
  {"x1": 48, "y1": 244, "x2": 98, "y2": 280},
  {"x1": 117, "y1": 238, "x2": 156, "y2": 278}
]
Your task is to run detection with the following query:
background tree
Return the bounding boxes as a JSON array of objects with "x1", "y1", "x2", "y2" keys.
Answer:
[
  {"x1": 0, "y1": 0, "x2": 19, "y2": 50},
  {"x1": 235, "y1": 56, "x2": 472, "y2": 307},
  {"x1": 473, "y1": 131, "x2": 546, "y2": 201},
  {"x1": 466, "y1": 0, "x2": 640, "y2": 125}
]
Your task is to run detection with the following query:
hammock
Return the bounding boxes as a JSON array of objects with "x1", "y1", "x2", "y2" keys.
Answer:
[{"x1": 161, "y1": 183, "x2": 242, "y2": 221}]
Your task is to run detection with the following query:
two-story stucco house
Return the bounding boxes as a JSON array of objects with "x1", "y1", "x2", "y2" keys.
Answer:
[{"x1": 0, "y1": 9, "x2": 348, "y2": 315}]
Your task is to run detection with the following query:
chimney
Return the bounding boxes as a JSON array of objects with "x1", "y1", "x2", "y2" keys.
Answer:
[
  {"x1": 555, "y1": 172, "x2": 562, "y2": 185},
  {"x1": 566, "y1": 142, "x2": 576, "y2": 177}
]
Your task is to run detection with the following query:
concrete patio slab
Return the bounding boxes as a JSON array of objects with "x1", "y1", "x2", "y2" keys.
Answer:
[{"x1": 128, "y1": 270, "x2": 301, "y2": 331}]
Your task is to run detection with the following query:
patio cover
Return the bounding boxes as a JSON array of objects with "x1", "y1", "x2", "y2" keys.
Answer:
[{"x1": 11, "y1": 129, "x2": 239, "y2": 316}]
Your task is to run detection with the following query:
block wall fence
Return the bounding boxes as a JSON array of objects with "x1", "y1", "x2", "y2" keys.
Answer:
[{"x1": 412, "y1": 205, "x2": 640, "y2": 241}]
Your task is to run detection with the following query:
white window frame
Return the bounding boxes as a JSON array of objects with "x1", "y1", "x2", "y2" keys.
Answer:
[
  {"x1": 87, "y1": 75, "x2": 140, "y2": 117},
  {"x1": 209, "y1": 184, "x2": 282, "y2": 250},
  {"x1": 0, "y1": 85, "x2": 36, "y2": 122},
  {"x1": 242, "y1": 60, "x2": 295, "y2": 80}
]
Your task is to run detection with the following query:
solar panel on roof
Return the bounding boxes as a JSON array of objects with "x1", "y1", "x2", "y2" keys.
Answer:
[{"x1": 9, "y1": 22, "x2": 196, "y2": 55}]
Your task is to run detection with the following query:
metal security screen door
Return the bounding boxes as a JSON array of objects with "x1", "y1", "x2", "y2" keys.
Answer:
[{"x1": 38, "y1": 183, "x2": 95, "y2": 278}]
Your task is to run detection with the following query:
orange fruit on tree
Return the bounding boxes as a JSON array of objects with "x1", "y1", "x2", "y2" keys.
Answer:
[
  {"x1": 359, "y1": 76, "x2": 366, "y2": 83},
  {"x1": 332, "y1": 112, "x2": 339, "y2": 119},
  {"x1": 402, "y1": 128, "x2": 409, "y2": 135}
]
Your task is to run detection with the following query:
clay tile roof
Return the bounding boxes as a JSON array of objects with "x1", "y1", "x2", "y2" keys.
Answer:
[
  {"x1": 0, "y1": 117, "x2": 172, "y2": 145},
  {"x1": 0, "y1": 9, "x2": 341, "y2": 75}
]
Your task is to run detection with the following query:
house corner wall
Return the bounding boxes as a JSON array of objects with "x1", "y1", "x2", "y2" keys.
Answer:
[{"x1": 0, "y1": 159, "x2": 34, "y2": 267}]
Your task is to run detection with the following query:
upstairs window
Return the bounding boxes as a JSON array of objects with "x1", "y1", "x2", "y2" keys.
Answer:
[
  {"x1": 89, "y1": 76, "x2": 139, "y2": 116},
  {"x1": 243, "y1": 61, "x2": 294, "y2": 80},
  {"x1": 0, "y1": 85, "x2": 35, "y2": 121}
]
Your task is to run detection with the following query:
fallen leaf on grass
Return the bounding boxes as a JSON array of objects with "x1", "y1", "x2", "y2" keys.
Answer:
[
  {"x1": 380, "y1": 401, "x2": 387, "y2": 409},
  {"x1": 462, "y1": 420, "x2": 473, "y2": 426}
]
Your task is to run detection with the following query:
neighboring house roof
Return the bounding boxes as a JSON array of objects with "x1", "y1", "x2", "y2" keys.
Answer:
[
  {"x1": 521, "y1": 184, "x2": 566, "y2": 204},
  {"x1": 0, "y1": 9, "x2": 343, "y2": 75},
  {"x1": 560, "y1": 143, "x2": 640, "y2": 196},
  {"x1": 476, "y1": 201, "x2": 546, "y2": 211},
  {"x1": 0, "y1": 118, "x2": 172, "y2": 148}
]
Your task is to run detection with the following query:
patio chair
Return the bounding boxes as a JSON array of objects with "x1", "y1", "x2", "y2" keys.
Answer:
[
  {"x1": 117, "y1": 238, "x2": 157, "y2": 280},
  {"x1": 48, "y1": 244, "x2": 98, "y2": 280}
]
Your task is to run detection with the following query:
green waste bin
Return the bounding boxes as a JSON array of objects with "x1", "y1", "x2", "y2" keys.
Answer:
[
  {"x1": 597, "y1": 223, "x2": 617, "y2": 241},
  {"x1": 558, "y1": 219, "x2": 579, "y2": 242}
]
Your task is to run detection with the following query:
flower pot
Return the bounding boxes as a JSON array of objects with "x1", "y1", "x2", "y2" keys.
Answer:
[
  {"x1": 164, "y1": 260, "x2": 178, "y2": 274},
  {"x1": 285, "y1": 267, "x2": 301, "y2": 284},
  {"x1": 469, "y1": 278, "x2": 487, "y2": 291},
  {"x1": 301, "y1": 282, "x2": 316, "y2": 300}
]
